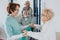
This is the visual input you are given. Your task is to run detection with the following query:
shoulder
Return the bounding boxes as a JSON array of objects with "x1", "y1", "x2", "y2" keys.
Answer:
[
  {"x1": 23, "y1": 7, "x2": 26, "y2": 10},
  {"x1": 6, "y1": 16, "x2": 11, "y2": 22},
  {"x1": 6, "y1": 16, "x2": 13, "y2": 24},
  {"x1": 30, "y1": 7, "x2": 32, "y2": 9}
]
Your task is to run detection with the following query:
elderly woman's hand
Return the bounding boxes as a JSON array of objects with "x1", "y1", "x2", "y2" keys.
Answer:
[{"x1": 29, "y1": 23, "x2": 35, "y2": 28}]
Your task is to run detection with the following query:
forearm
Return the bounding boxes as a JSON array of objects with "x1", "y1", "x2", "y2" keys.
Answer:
[
  {"x1": 27, "y1": 31, "x2": 39, "y2": 39},
  {"x1": 27, "y1": 31, "x2": 45, "y2": 39},
  {"x1": 20, "y1": 25, "x2": 29, "y2": 30}
]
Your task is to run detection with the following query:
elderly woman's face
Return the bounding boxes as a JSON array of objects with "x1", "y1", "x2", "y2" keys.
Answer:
[
  {"x1": 41, "y1": 9, "x2": 53, "y2": 23},
  {"x1": 41, "y1": 14, "x2": 48, "y2": 22},
  {"x1": 41, "y1": 10, "x2": 48, "y2": 22}
]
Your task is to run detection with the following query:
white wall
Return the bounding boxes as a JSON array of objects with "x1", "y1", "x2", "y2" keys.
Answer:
[
  {"x1": 42, "y1": 0, "x2": 60, "y2": 32},
  {"x1": 0, "y1": 0, "x2": 9, "y2": 27}
]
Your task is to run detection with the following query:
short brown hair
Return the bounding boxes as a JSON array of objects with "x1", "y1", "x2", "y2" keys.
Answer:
[{"x1": 7, "y1": 3, "x2": 20, "y2": 14}]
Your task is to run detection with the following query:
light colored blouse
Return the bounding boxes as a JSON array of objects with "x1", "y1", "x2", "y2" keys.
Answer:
[{"x1": 27, "y1": 19, "x2": 56, "y2": 40}]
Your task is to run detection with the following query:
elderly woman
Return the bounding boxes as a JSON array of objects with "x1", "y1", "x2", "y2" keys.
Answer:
[{"x1": 25, "y1": 9, "x2": 55, "y2": 40}]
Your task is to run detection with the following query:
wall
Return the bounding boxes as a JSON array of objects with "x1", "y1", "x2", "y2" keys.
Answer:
[
  {"x1": 0, "y1": 0, "x2": 10, "y2": 27},
  {"x1": 13, "y1": 0, "x2": 33, "y2": 15}
]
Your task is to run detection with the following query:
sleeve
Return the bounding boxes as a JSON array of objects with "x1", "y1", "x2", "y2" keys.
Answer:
[
  {"x1": 34, "y1": 24, "x2": 42, "y2": 30},
  {"x1": 27, "y1": 31, "x2": 39, "y2": 39},
  {"x1": 10, "y1": 34, "x2": 23, "y2": 40},
  {"x1": 6, "y1": 22, "x2": 13, "y2": 37},
  {"x1": 27, "y1": 31, "x2": 45, "y2": 40},
  {"x1": 19, "y1": 25, "x2": 30, "y2": 30},
  {"x1": 6, "y1": 19, "x2": 23, "y2": 40}
]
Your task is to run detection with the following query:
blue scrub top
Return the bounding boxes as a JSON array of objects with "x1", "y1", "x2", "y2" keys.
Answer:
[{"x1": 6, "y1": 16, "x2": 24, "y2": 40}]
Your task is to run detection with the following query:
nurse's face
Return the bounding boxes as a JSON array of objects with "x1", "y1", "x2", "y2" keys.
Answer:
[{"x1": 12, "y1": 6, "x2": 20, "y2": 17}]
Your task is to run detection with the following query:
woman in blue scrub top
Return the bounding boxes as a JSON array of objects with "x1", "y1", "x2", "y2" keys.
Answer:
[{"x1": 6, "y1": 3, "x2": 27, "y2": 40}]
